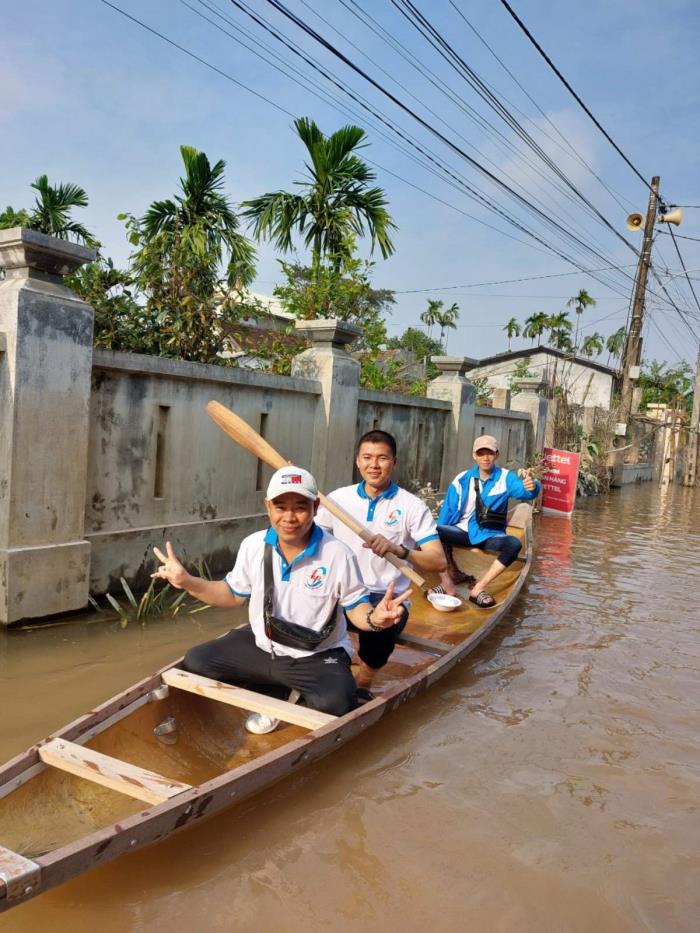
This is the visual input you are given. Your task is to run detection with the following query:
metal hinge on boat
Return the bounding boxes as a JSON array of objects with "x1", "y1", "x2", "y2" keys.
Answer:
[{"x1": 0, "y1": 845, "x2": 41, "y2": 903}]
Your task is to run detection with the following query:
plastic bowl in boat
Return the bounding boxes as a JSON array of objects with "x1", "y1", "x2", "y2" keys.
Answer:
[{"x1": 427, "y1": 592, "x2": 462, "y2": 612}]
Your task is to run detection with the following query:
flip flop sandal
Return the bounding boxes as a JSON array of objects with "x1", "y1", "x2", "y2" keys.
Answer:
[
  {"x1": 468, "y1": 591, "x2": 497, "y2": 608},
  {"x1": 428, "y1": 585, "x2": 446, "y2": 596}
]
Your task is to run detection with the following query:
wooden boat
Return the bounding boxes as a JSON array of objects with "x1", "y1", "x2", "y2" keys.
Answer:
[{"x1": 0, "y1": 504, "x2": 533, "y2": 912}]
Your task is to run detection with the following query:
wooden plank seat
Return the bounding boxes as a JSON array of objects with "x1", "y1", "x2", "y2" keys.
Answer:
[
  {"x1": 38, "y1": 738, "x2": 192, "y2": 805},
  {"x1": 162, "y1": 669, "x2": 337, "y2": 731}
]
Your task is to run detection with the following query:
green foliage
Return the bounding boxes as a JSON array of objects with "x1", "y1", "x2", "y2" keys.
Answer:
[
  {"x1": 580, "y1": 332, "x2": 604, "y2": 357},
  {"x1": 93, "y1": 577, "x2": 193, "y2": 627},
  {"x1": 0, "y1": 206, "x2": 31, "y2": 229},
  {"x1": 606, "y1": 326, "x2": 626, "y2": 363},
  {"x1": 471, "y1": 375, "x2": 493, "y2": 405},
  {"x1": 522, "y1": 311, "x2": 549, "y2": 343},
  {"x1": 638, "y1": 359, "x2": 693, "y2": 413},
  {"x1": 386, "y1": 326, "x2": 443, "y2": 380},
  {"x1": 66, "y1": 258, "x2": 160, "y2": 353},
  {"x1": 242, "y1": 116, "x2": 396, "y2": 275},
  {"x1": 136, "y1": 145, "x2": 255, "y2": 289},
  {"x1": 0, "y1": 177, "x2": 97, "y2": 246},
  {"x1": 273, "y1": 257, "x2": 393, "y2": 352},
  {"x1": 510, "y1": 358, "x2": 536, "y2": 394},
  {"x1": 503, "y1": 316, "x2": 521, "y2": 349},
  {"x1": 115, "y1": 145, "x2": 256, "y2": 363}
]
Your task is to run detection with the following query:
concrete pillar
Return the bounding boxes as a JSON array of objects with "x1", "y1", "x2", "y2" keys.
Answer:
[
  {"x1": 427, "y1": 356, "x2": 478, "y2": 490},
  {"x1": 491, "y1": 387, "x2": 511, "y2": 409},
  {"x1": 291, "y1": 320, "x2": 361, "y2": 491},
  {"x1": 0, "y1": 228, "x2": 95, "y2": 624},
  {"x1": 510, "y1": 377, "x2": 550, "y2": 456}
]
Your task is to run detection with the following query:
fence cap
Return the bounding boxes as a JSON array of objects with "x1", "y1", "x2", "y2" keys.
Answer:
[
  {"x1": 0, "y1": 227, "x2": 95, "y2": 280},
  {"x1": 430, "y1": 355, "x2": 479, "y2": 376},
  {"x1": 294, "y1": 318, "x2": 361, "y2": 348}
]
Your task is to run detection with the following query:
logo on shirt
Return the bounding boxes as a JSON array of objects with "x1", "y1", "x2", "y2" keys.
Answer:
[
  {"x1": 306, "y1": 566, "x2": 328, "y2": 589},
  {"x1": 385, "y1": 508, "x2": 402, "y2": 527}
]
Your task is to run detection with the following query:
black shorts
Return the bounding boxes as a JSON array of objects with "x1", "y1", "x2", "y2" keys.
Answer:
[{"x1": 346, "y1": 591, "x2": 409, "y2": 670}]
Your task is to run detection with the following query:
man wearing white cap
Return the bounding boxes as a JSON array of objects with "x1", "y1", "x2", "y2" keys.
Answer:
[
  {"x1": 152, "y1": 465, "x2": 409, "y2": 733},
  {"x1": 432, "y1": 435, "x2": 539, "y2": 608}
]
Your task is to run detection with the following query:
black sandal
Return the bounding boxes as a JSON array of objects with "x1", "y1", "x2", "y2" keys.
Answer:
[{"x1": 468, "y1": 591, "x2": 496, "y2": 608}]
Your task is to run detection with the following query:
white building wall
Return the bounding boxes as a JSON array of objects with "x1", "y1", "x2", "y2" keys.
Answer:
[{"x1": 469, "y1": 351, "x2": 614, "y2": 408}]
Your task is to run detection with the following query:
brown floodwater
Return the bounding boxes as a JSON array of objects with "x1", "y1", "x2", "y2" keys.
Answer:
[{"x1": 1, "y1": 482, "x2": 699, "y2": 932}]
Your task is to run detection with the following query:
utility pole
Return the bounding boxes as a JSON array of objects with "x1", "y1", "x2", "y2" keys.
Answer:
[
  {"x1": 619, "y1": 175, "x2": 660, "y2": 424},
  {"x1": 683, "y1": 344, "x2": 700, "y2": 486}
]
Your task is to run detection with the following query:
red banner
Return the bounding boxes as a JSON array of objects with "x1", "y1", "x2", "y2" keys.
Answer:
[{"x1": 541, "y1": 447, "x2": 580, "y2": 516}]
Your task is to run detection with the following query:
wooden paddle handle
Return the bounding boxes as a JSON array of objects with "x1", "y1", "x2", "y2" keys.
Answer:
[{"x1": 206, "y1": 400, "x2": 426, "y2": 590}]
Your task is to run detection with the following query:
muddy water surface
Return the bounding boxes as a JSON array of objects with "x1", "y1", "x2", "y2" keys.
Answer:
[{"x1": 1, "y1": 483, "x2": 699, "y2": 932}]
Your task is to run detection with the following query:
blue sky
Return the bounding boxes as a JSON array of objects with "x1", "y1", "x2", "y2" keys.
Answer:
[{"x1": 3, "y1": 0, "x2": 700, "y2": 365}]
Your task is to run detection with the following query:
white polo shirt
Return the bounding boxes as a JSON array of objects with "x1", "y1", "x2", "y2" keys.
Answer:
[
  {"x1": 316, "y1": 481, "x2": 439, "y2": 595},
  {"x1": 225, "y1": 524, "x2": 369, "y2": 659}
]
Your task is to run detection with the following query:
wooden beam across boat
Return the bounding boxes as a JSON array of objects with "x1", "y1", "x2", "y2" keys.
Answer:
[
  {"x1": 162, "y1": 668, "x2": 337, "y2": 731},
  {"x1": 38, "y1": 739, "x2": 192, "y2": 805}
]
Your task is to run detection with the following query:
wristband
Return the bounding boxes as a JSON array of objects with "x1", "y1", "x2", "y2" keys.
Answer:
[
  {"x1": 398, "y1": 545, "x2": 410, "y2": 560},
  {"x1": 366, "y1": 608, "x2": 383, "y2": 633}
]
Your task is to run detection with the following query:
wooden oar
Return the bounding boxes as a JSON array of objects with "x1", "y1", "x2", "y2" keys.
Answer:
[{"x1": 206, "y1": 400, "x2": 427, "y2": 591}]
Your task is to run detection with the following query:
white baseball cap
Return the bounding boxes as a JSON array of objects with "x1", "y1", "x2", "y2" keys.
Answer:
[{"x1": 266, "y1": 466, "x2": 319, "y2": 502}]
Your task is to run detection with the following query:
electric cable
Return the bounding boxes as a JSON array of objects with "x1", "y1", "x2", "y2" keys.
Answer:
[{"x1": 497, "y1": 0, "x2": 654, "y2": 194}]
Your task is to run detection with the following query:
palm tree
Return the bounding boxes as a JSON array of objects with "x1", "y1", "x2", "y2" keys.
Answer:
[
  {"x1": 0, "y1": 206, "x2": 31, "y2": 230},
  {"x1": 522, "y1": 311, "x2": 549, "y2": 345},
  {"x1": 241, "y1": 117, "x2": 396, "y2": 278},
  {"x1": 140, "y1": 145, "x2": 255, "y2": 288},
  {"x1": 580, "y1": 332, "x2": 604, "y2": 357},
  {"x1": 26, "y1": 175, "x2": 96, "y2": 246},
  {"x1": 503, "y1": 317, "x2": 520, "y2": 351},
  {"x1": 545, "y1": 311, "x2": 572, "y2": 346},
  {"x1": 435, "y1": 302, "x2": 459, "y2": 350},
  {"x1": 567, "y1": 289, "x2": 597, "y2": 347},
  {"x1": 605, "y1": 326, "x2": 627, "y2": 365},
  {"x1": 420, "y1": 299, "x2": 442, "y2": 340}
]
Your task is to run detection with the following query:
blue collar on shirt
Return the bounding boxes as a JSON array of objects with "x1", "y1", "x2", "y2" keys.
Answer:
[
  {"x1": 264, "y1": 522, "x2": 323, "y2": 582},
  {"x1": 356, "y1": 480, "x2": 399, "y2": 521},
  {"x1": 470, "y1": 465, "x2": 502, "y2": 490}
]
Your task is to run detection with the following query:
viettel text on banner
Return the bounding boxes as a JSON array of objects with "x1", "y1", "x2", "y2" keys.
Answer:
[{"x1": 541, "y1": 447, "x2": 580, "y2": 516}]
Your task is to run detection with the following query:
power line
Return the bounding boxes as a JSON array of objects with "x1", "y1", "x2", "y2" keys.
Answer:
[
  {"x1": 251, "y1": 0, "x2": 648, "y2": 296},
  {"x1": 447, "y1": 0, "x2": 632, "y2": 212},
  {"x1": 497, "y1": 0, "x2": 653, "y2": 194},
  {"x1": 667, "y1": 227, "x2": 700, "y2": 320},
  {"x1": 657, "y1": 230, "x2": 700, "y2": 244},
  {"x1": 98, "y1": 0, "x2": 294, "y2": 117},
  {"x1": 393, "y1": 263, "x2": 637, "y2": 293}
]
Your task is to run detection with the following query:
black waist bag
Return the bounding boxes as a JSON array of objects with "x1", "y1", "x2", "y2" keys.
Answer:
[
  {"x1": 263, "y1": 544, "x2": 338, "y2": 651},
  {"x1": 473, "y1": 477, "x2": 508, "y2": 531}
]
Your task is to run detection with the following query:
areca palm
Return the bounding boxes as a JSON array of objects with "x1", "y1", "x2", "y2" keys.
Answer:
[
  {"x1": 606, "y1": 326, "x2": 627, "y2": 365},
  {"x1": 567, "y1": 289, "x2": 596, "y2": 347},
  {"x1": 580, "y1": 332, "x2": 604, "y2": 357},
  {"x1": 420, "y1": 298, "x2": 442, "y2": 339},
  {"x1": 523, "y1": 311, "x2": 549, "y2": 345},
  {"x1": 28, "y1": 175, "x2": 96, "y2": 246},
  {"x1": 436, "y1": 302, "x2": 459, "y2": 350},
  {"x1": 503, "y1": 317, "x2": 521, "y2": 350},
  {"x1": 140, "y1": 145, "x2": 255, "y2": 287},
  {"x1": 241, "y1": 117, "x2": 396, "y2": 277}
]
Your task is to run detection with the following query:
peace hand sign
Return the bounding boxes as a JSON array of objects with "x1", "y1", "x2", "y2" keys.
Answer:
[
  {"x1": 371, "y1": 581, "x2": 412, "y2": 628},
  {"x1": 152, "y1": 541, "x2": 190, "y2": 589}
]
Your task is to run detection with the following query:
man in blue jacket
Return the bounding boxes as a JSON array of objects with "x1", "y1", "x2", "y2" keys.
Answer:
[{"x1": 431, "y1": 435, "x2": 539, "y2": 608}]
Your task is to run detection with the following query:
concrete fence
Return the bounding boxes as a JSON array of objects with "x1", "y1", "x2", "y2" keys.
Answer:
[{"x1": 0, "y1": 230, "x2": 547, "y2": 624}]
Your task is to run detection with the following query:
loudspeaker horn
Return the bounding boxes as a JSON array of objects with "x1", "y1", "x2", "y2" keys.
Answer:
[
  {"x1": 626, "y1": 212, "x2": 644, "y2": 232},
  {"x1": 659, "y1": 207, "x2": 683, "y2": 226}
]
